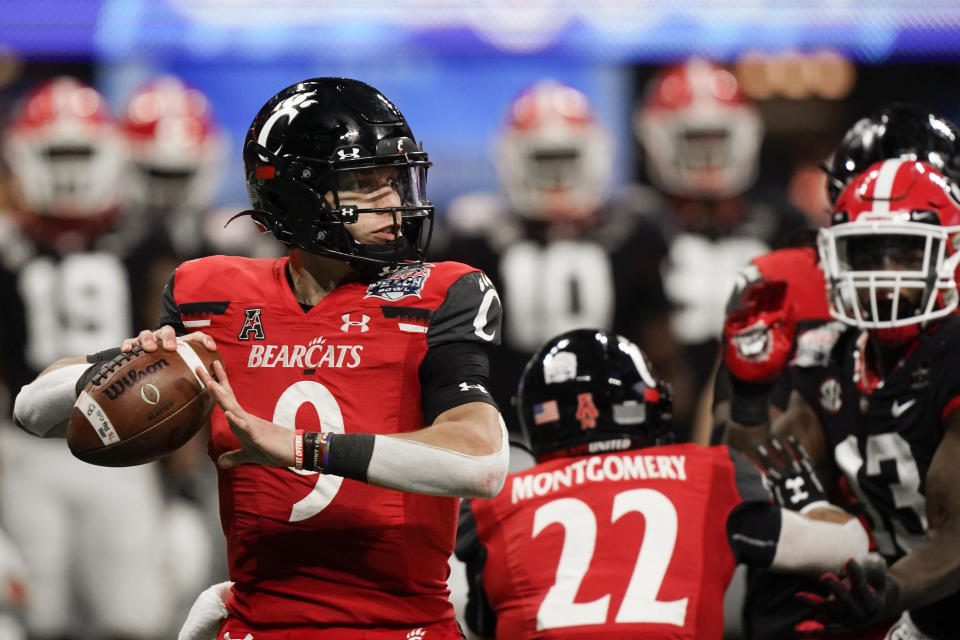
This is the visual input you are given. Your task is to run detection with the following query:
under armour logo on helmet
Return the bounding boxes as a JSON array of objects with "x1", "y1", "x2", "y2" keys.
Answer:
[
  {"x1": 340, "y1": 313, "x2": 370, "y2": 332},
  {"x1": 337, "y1": 147, "x2": 361, "y2": 160},
  {"x1": 223, "y1": 633, "x2": 254, "y2": 640}
]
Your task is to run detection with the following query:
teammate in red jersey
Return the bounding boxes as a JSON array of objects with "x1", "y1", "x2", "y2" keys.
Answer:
[
  {"x1": 454, "y1": 328, "x2": 869, "y2": 639},
  {"x1": 13, "y1": 77, "x2": 509, "y2": 638}
]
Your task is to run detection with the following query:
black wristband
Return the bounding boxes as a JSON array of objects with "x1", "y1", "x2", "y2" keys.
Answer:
[
  {"x1": 325, "y1": 434, "x2": 376, "y2": 482},
  {"x1": 729, "y1": 378, "x2": 774, "y2": 427}
]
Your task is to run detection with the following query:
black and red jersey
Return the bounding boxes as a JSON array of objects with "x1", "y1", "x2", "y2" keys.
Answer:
[{"x1": 159, "y1": 255, "x2": 502, "y2": 630}]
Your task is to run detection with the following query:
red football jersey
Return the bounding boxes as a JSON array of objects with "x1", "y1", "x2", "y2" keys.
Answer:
[
  {"x1": 469, "y1": 443, "x2": 768, "y2": 639},
  {"x1": 162, "y1": 255, "x2": 501, "y2": 630}
]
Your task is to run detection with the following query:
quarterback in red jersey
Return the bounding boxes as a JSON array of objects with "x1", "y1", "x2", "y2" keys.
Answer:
[
  {"x1": 13, "y1": 78, "x2": 509, "y2": 638},
  {"x1": 455, "y1": 329, "x2": 869, "y2": 639}
]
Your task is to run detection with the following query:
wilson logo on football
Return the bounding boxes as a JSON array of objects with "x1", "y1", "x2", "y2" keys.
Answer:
[{"x1": 103, "y1": 359, "x2": 171, "y2": 401}]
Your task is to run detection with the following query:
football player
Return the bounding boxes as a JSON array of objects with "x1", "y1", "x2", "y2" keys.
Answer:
[
  {"x1": 453, "y1": 328, "x2": 869, "y2": 639},
  {"x1": 0, "y1": 76, "x2": 184, "y2": 639},
  {"x1": 14, "y1": 77, "x2": 508, "y2": 639},
  {"x1": 438, "y1": 79, "x2": 686, "y2": 442},
  {"x1": 633, "y1": 57, "x2": 810, "y2": 439},
  {"x1": 723, "y1": 159, "x2": 960, "y2": 639},
  {"x1": 715, "y1": 104, "x2": 960, "y2": 446},
  {"x1": 712, "y1": 105, "x2": 960, "y2": 640}
]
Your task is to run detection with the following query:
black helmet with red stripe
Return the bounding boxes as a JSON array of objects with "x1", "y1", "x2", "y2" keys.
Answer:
[
  {"x1": 818, "y1": 159, "x2": 960, "y2": 342},
  {"x1": 242, "y1": 77, "x2": 434, "y2": 270},
  {"x1": 517, "y1": 329, "x2": 674, "y2": 462}
]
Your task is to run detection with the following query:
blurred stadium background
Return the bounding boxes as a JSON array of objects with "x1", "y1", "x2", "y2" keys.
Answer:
[{"x1": 2, "y1": 0, "x2": 958, "y2": 214}]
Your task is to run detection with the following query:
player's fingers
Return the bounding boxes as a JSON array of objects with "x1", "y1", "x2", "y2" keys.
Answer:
[
  {"x1": 183, "y1": 330, "x2": 218, "y2": 352},
  {"x1": 211, "y1": 360, "x2": 236, "y2": 396},
  {"x1": 217, "y1": 449, "x2": 249, "y2": 469},
  {"x1": 199, "y1": 368, "x2": 242, "y2": 416},
  {"x1": 137, "y1": 329, "x2": 159, "y2": 352},
  {"x1": 155, "y1": 325, "x2": 179, "y2": 350}
]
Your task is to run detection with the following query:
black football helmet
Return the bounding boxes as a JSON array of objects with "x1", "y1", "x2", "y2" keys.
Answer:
[
  {"x1": 517, "y1": 329, "x2": 674, "y2": 462},
  {"x1": 242, "y1": 77, "x2": 434, "y2": 270},
  {"x1": 824, "y1": 103, "x2": 960, "y2": 203}
]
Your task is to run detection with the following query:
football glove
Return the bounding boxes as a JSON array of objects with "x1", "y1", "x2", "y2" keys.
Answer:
[
  {"x1": 754, "y1": 434, "x2": 828, "y2": 514},
  {"x1": 723, "y1": 279, "x2": 796, "y2": 385},
  {"x1": 793, "y1": 556, "x2": 901, "y2": 638}
]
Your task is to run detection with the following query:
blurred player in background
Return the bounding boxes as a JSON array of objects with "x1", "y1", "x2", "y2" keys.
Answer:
[
  {"x1": 454, "y1": 328, "x2": 869, "y2": 639},
  {"x1": 119, "y1": 74, "x2": 280, "y2": 324},
  {"x1": 0, "y1": 76, "x2": 191, "y2": 639},
  {"x1": 438, "y1": 79, "x2": 686, "y2": 444},
  {"x1": 722, "y1": 158, "x2": 960, "y2": 640},
  {"x1": 633, "y1": 57, "x2": 809, "y2": 440}
]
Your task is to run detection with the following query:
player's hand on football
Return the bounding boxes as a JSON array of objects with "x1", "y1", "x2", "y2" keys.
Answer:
[
  {"x1": 196, "y1": 361, "x2": 295, "y2": 470},
  {"x1": 792, "y1": 556, "x2": 901, "y2": 637},
  {"x1": 723, "y1": 279, "x2": 797, "y2": 384},
  {"x1": 754, "y1": 434, "x2": 829, "y2": 513},
  {"x1": 121, "y1": 325, "x2": 217, "y2": 354}
]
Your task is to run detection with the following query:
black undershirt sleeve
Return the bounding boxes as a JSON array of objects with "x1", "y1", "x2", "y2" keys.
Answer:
[
  {"x1": 726, "y1": 447, "x2": 782, "y2": 568},
  {"x1": 419, "y1": 341, "x2": 498, "y2": 425}
]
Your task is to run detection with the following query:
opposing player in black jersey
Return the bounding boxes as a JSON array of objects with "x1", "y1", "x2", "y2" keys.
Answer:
[
  {"x1": 0, "y1": 76, "x2": 184, "y2": 639},
  {"x1": 727, "y1": 158, "x2": 960, "y2": 639},
  {"x1": 438, "y1": 79, "x2": 685, "y2": 441},
  {"x1": 633, "y1": 58, "x2": 810, "y2": 441}
]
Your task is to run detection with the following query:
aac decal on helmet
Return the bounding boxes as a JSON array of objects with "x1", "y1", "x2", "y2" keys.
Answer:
[
  {"x1": 241, "y1": 77, "x2": 434, "y2": 272},
  {"x1": 494, "y1": 80, "x2": 614, "y2": 221},
  {"x1": 517, "y1": 329, "x2": 674, "y2": 462},
  {"x1": 818, "y1": 159, "x2": 960, "y2": 342},
  {"x1": 634, "y1": 58, "x2": 763, "y2": 200},
  {"x1": 823, "y1": 103, "x2": 960, "y2": 204}
]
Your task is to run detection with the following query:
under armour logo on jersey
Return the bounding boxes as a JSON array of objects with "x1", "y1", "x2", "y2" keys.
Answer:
[
  {"x1": 576, "y1": 393, "x2": 599, "y2": 429},
  {"x1": 238, "y1": 308, "x2": 265, "y2": 341},
  {"x1": 406, "y1": 629, "x2": 426, "y2": 639},
  {"x1": 340, "y1": 313, "x2": 370, "y2": 332},
  {"x1": 785, "y1": 477, "x2": 810, "y2": 506},
  {"x1": 459, "y1": 382, "x2": 487, "y2": 394},
  {"x1": 336, "y1": 146, "x2": 361, "y2": 160},
  {"x1": 223, "y1": 633, "x2": 254, "y2": 640}
]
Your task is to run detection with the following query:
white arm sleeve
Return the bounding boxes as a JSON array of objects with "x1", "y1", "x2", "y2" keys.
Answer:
[
  {"x1": 177, "y1": 581, "x2": 233, "y2": 640},
  {"x1": 366, "y1": 415, "x2": 509, "y2": 499},
  {"x1": 770, "y1": 509, "x2": 870, "y2": 575},
  {"x1": 12, "y1": 363, "x2": 90, "y2": 438}
]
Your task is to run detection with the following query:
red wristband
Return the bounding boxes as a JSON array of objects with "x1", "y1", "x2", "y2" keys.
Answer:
[{"x1": 294, "y1": 429, "x2": 304, "y2": 470}]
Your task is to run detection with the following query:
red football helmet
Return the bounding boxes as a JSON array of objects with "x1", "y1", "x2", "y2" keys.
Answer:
[
  {"x1": 494, "y1": 80, "x2": 613, "y2": 221},
  {"x1": 120, "y1": 75, "x2": 226, "y2": 212},
  {"x1": 634, "y1": 58, "x2": 763, "y2": 199},
  {"x1": 2, "y1": 76, "x2": 124, "y2": 221},
  {"x1": 818, "y1": 159, "x2": 960, "y2": 339}
]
